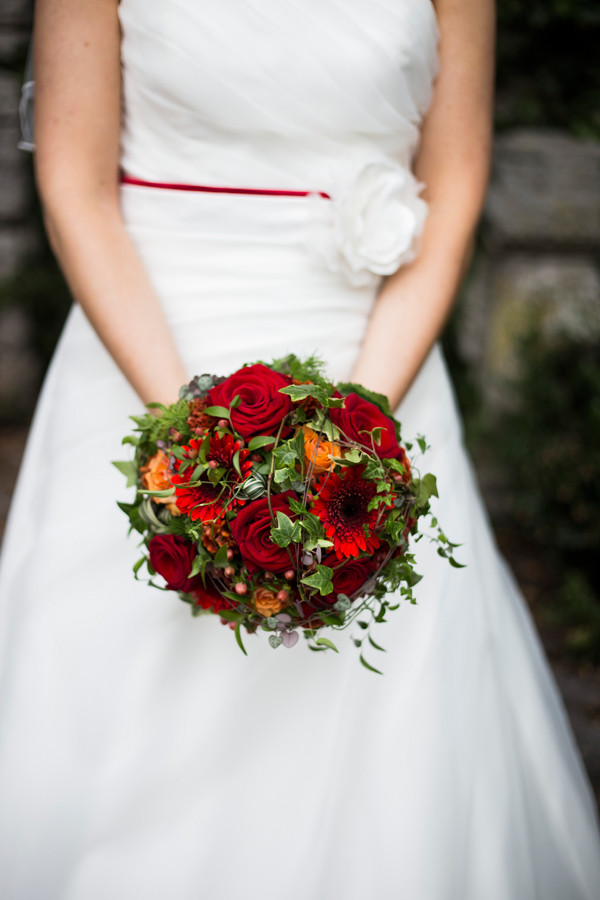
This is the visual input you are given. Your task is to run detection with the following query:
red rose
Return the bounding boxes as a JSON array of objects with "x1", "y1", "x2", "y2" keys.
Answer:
[
  {"x1": 230, "y1": 491, "x2": 297, "y2": 574},
  {"x1": 331, "y1": 392, "x2": 402, "y2": 459},
  {"x1": 206, "y1": 364, "x2": 293, "y2": 439},
  {"x1": 148, "y1": 534, "x2": 201, "y2": 593}
]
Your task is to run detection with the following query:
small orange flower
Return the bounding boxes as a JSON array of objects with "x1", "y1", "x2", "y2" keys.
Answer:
[
  {"x1": 140, "y1": 450, "x2": 180, "y2": 516},
  {"x1": 302, "y1": 426, "x2": 341, "y2": 476},
  {"x1": 253, "y1": 587, "x2": 286, "y2": 617}
]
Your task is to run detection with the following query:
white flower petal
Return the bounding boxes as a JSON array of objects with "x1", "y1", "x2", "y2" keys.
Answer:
[{"x1": 305, "y1": 158, "x2": 430, "y2": 286}]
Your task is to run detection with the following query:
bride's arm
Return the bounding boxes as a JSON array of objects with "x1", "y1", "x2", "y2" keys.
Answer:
[
  {"x1": 33, "y1": 0, "x2": 188, "y2": 407},
  {"x1": 349, "y1": 0, "x2": 495, "y2": 410}
]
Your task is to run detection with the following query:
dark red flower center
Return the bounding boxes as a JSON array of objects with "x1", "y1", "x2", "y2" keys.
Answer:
[{"x1": 312, "y1": 467, "x2": 381, "y2": 559}]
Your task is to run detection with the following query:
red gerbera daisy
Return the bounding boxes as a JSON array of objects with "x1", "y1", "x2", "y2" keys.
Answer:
[
  {"x1": 312, "y1": 465, "x2": 383, "y2": 560},
  {"x1": 171, "y1": 433, "x2": 252, "y2": 523}
]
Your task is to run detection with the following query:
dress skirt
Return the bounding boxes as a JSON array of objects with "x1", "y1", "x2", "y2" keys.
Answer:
[{"x1": 0, "y1": 183, "x2": 599, "y2": 899}]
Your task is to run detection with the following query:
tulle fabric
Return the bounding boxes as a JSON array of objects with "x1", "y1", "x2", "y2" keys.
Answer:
[{"x1": 1, "y1": 0, "x2": 600, "y2": 897}]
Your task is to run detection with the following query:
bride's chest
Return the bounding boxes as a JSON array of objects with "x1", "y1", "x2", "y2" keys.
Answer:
[{"x1": 119, "y1": 0, "x2": 439, "y2": 134}]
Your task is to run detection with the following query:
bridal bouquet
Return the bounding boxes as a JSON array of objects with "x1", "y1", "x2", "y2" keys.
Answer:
[{"x1": 114, "y1": 354, "x2": 462, "y2": 671}]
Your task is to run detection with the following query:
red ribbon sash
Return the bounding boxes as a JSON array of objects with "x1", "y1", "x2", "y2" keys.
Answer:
[{"x1": 119, "y1": 172, "x2": 331, "y2": 200}]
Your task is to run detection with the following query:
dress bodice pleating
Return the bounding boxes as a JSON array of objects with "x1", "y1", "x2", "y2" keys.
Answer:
[{"x1": 117, "y1": 0, "x2": 440, "y2": 191}]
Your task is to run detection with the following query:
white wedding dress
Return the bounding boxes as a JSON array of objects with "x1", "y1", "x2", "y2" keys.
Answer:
[{"x1": 1, "y1": 1, "x2": 600, "y2": 897}]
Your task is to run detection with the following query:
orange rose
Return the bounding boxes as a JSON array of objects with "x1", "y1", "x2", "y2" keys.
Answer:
[
  {"x1": 302, "y1": 426, "x2": 341, "y2": 476},
  {"x1": 253, "y1": 587, "x2": 286, "y2": 617},
  {"x1": 140, "y1": 450, "x2": 181, "y2": 516}
]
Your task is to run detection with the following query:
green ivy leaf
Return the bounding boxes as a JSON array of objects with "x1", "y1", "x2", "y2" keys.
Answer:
[
  {"x1": 112, "y1": 459, "x2": 138, "y2": 488},
  {"x1": 301, "y1": 564, "x2": 334, "y2": 596},
  {"x1": 415, "y1": 473, "x2": 439, "y2": 506},
  {"x1": 273, "y1": 444, "x2": 298, "y2": 468},
  {"x1": 271, "y1": 511, "x2": 302, "y2": 547},
  {"x1": 343, "y1": 447, "x2": 364, "y2": 465}
]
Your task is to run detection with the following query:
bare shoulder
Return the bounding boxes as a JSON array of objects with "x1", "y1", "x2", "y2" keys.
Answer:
[{"x1": 33, "y1": 0, "x2": 123, "y2": 204}]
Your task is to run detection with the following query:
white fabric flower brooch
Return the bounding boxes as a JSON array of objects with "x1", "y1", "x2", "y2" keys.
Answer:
[{"x1": 306, "y1": 159, "x2": 429, "y2": 287}]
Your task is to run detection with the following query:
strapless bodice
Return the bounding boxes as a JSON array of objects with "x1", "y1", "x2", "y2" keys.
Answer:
[{"x1": 117, "y1": 0, "x2": 440, "y2": 192}]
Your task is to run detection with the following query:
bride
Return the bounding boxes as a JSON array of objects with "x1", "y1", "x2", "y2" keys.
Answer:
[{"x1": 1, "y1": 0, "x2": 599, "y2": 897}]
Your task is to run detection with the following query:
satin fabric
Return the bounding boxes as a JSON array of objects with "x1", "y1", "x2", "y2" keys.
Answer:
[{"x1": 1, "y1": 1, "x2": 599, "y2": 898}]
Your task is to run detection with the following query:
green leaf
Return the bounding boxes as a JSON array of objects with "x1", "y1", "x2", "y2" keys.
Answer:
[
  {"x1": 288, "y1": 497, "x2": 308, "y2": 515},
  {"x1": 212, "y1": 543, "x2": 230, "y2": 567},
  {"x1": 336, "y1": 382, "x2": 393, "y2": 418},
  {"x1": 300, "y1": 564, "x2": 334, "y2": 596},
  {"x1": 270, "y1": 511, "x2": 303, "y2": 547},
  {"x1": 273, "y1": 443, "x2": 299, "y2": 468},
  {"x1": 302, "y1": 537, "x2": 334, "y2": 552},
  {"x1": 138, "y1": 487, "x2": 175, "y2": 498},
  {"x1": 230, "y1": 393, "x2": 242, "y2": 408},
  {"x1": 278, "y1": 383, "x2": 330, "y2": 405},
  {"x1": 448, "y1": 556, "x2": 467, "y2": 568},
  {"x1": 368, "y1": 634, "x2": 386, "y2": 652},
  {"x1": 273, "y1": 467, "x2": 295, "y2": 486},
  {"x1": 343, "y1": 447, "x2": 364, "y2": 465},
  {"x1": 232, "y1": 448, "x2": 242, "y2": 478},
  {"x1": 218, "y1": 608, "x2": 245, "y2": 623},
  {"x1": 359, "y1": 653, "x2": 383, "y2": 675},
  {"x1": 234, "y1": 621, "x2": 248, "y2": 655},
  {"x1": 361, "y1": 425, "x2": 383, "y2": 447},
  {"x1": 188, "y1": 553, "x2": 204, "y2": 579},
  {"x1": 132, "y1": 556, "x2": 147, "y2": 577},
  {"x1": 112, "y1": 459, "x2": 138, "y2": 488},
  {"x1": 315, "y1": 637, "x2": 339, "y2": 653},
  {"x1": 415, "y1": 473, "x2": 439, "y2": 506},
  {"x1": 202, "y1": 405, "x2": 230, "y2": 419},
  {"x1": 333, "y1": 593, "x2": 351, "y2": 611},
  {"x1": 248, "y1": 435, "x2": 276, "y2": 451}
]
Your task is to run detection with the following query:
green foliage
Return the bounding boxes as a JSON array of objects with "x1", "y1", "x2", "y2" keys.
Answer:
[
  {"x1": 496, "y1": 1, "x2": 600, "y2": 136},
  {"x1": 264, "y1": 352, "x2": 330, "y2": 387},
  {"x1": 542, "y1": 570, "x2": 600, "y2": 665},
  {"x1": 301, "y1": 564, "x2": 335, "y2": 596},
  {"x1": 494, "y1": 333, "x2": 600, "y2": 559},
  {"x1": 486, "y1": 331, "x2": 600, "y2": 662}
]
